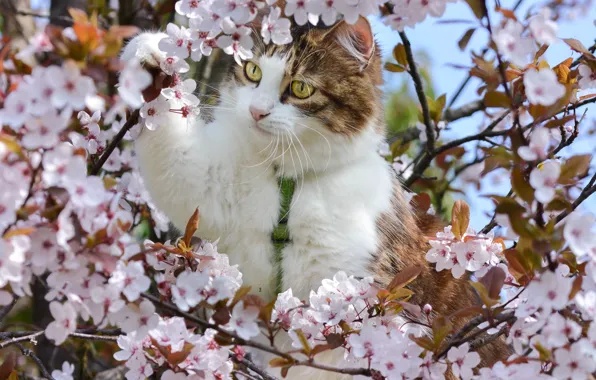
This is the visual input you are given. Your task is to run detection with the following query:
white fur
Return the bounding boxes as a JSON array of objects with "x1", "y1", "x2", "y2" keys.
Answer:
[{"x1": 123, "y1": 33, "x2": 396, "y2": 379}]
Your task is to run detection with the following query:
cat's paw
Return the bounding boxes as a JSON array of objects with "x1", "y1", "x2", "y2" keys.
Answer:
[{"x1": 120, "y1": 31, "x2": 168, "y2": 69}]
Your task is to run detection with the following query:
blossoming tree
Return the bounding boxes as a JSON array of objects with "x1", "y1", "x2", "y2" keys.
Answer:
[{"x1": 1, "y1": 0, "x2": 596, "y2": 379}]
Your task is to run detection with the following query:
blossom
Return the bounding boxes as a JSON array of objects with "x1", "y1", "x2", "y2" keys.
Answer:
[
  {"x1": 524, "y1": 68, "x2": 566, "y2": 106},
  {"x1": 45, "y1": 301, "x2": 77, "y2": 345},
  {"x1": 524, "y1": 270, "x2": 572, "y2": 312},
  {"x1": 447, "y1": 342, "x2": 480, "y2": 380},
  {"x1": 285, "y1": 0, "x2": 315, "y2": 25},
  {"x1": 149, "y1": 317, "x2": 193, "y2": 352},
  {"x1": 161, "y1": 78, "x2": 200, "y2": 107},
  {"x1": 271, "y1": 288, "x2": 302, "y2": 328},
  {"x1": 227, "y1": 301, "x2": 260, "y2": 340},
  {"x1": 160, "y1": 55, "x2": 190, "y2": 75},
  {"x1": 552, "y1": 341, "x2": 596, "y2": 379},
  {"x1": 114, "y1": 331, "x2": 146, "y2": 363},
  {"x1": 47, "y1": 60, "x2": 96, "y2": 110},
  {"x1": 261, "y1": 7, "x2": 292, "y2": 45},
  {"x1": 518, "y1": 128, "x2": 550, "y2": 161},
  {"x1": 563, "y1": 212, "x2": 595, "y2": 257},
  {"x1": 542, "y1": 313, "x2": 582, "y2": 348},
  {"x1": 529, "y1": 160, "x2": 561, "y2": 203},
  {"x1": 109, "y1": 261, "x2": 151, "y2": 301},
  {"x1": 578, "y1": 64, "x2": 596, "y2": 89},
  {"x1": 494, "y1": 20, "x2": 534, "y2": 67},
  {"x1": 22, "y1": 109, "x2": 69, "y2": 150},
  {"x1": 216, "y1": 18, "x2": 254, "y2": 65},
  {"x1": 140, "y1": 96, "x2": 171, "y2": 131},
  {"x1": 392, "y1": 154, "x2": 413, "y2": 178},
  {"x1": 453, "y1": 240, "x2": 491, "y2": 272},
  {"x1": 118, "y1": 59, "x2": 153, "y2": 109},
  {"x1": 0, "y1": 90, "x2": 31, "y2": 129},
  {"x1": 119, "y1": 299, "x2": 159, "y2": 337},
  {"x1": 529, "y1": 8, "x2": 559, "y2": 45},
  {"x1": 51, "y1": 362, "x2": 75, "y2": 380},
  {"x1": 171, "y1": 270, "x2": 209, "y2": 311},
  {"x1": 159, "y1": 24, "x2": 192, "y2": 59},
  {"x1": 425, "y1": 240, "x2": 453, "y2": 272},
  {"x1": 175, "y1": 0, "x2": 204, "y2": 18}
]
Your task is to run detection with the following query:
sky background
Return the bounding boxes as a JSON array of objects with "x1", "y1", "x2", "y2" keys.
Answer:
[
  {"x1": 369, "y1": 1, "x2": 596, "y2": 229},
  {"x1": 26, "y1": 0, "x2": 596, "y2": 229}
]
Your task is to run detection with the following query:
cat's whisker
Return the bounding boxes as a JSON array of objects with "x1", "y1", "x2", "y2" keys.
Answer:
[{"x1": 292, "y1": 121, "x2": 332, "y2": 172}]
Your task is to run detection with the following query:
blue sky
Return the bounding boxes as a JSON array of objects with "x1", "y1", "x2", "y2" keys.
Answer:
[{"x1": 369, "y1": 1, "x2": 596, "y2": 229}]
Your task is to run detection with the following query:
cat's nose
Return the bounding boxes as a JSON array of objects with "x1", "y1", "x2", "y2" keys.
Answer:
[{"x1": 249, "y1": 105, "x2": 271, "y2": 121}]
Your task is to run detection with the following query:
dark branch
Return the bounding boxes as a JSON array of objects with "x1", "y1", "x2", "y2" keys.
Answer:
[
  {"x1": 399, "y1": 31, "x2": 435, "y2": 152},
  {"x1": 90, "y1": 110, "x2": 140, "y2": 175},
  {"x1": 16, "y1": 342, "x2": 54, "y2": 380},
  {"x1": 0, "y1": 297, "x2": 18, "y2": 322},
  {"x1": 444, "y1": 99, "x2": 486, "y2": 122}
]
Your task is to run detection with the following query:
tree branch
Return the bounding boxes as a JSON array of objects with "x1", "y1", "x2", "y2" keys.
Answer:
[
  {"x1": 0, "y1": 297, "x2": 18, "y2": 322},
  {"x1": 399, "y1": 31, "x2": 435, "y2": 152},
  {"x1": 443, "y1": 99, "x2": 486, "y2": 122},
  {"x1": 555, "y1": 172, "x2": 596, "y2": 224},
  {"x1": 16, "y1": 342, "x2": 54, "y2": 380},
  {"x1": 90, "y1": 110, "x2": 140, "y2": 175},
  {"x1": 141, "y1": 293, "x2": 373, "y2": 377}
]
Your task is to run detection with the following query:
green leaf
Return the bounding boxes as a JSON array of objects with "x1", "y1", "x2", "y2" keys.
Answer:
[{"x1": 511, "y1": 167, "x2": 534, "y2": 204}]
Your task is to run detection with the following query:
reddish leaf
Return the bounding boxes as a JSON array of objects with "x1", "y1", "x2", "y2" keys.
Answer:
[
  {"x1": 398, "y1": 301, "x2": 422, "y2": 318},
  {"x1": 311, "y1": 344, "x2": 335, "y2": 356},
  {"x1": 543, "y1": 115, "x2": 575, "y2": 129},
  {"x1": 465, "y1": 0, "x2": 486, "y2": 19},
  {"x1": 212, "y1": 306, "x2": 231, "y2": 325},
  {"x1": 325, "y1": 333, "x2": 345, "y2": 349},
  {"x1": 387, "y1": 265, "x2": 423, "y2": 291},
  {"x1": 182, "y1": 208, "x2": 200, "y2": 249},
  {"x1": 479, "y1": 267, "x2": 506, "y2": 299},
  {"x1": 451, "y1": 200, "x2": 470, "y2": 239},
  {"x1": 559, "y1": 154, "x2": 592, "y2": 184},
  {"x1": 411, "y1": 192, "x2": 432, "y2": 213},
  {"x1": 0, "y1": 353, "x2": 16, "y2": 380},
  {"x1": 563, "y1": 38, "x2": 592, "y2": 55}
]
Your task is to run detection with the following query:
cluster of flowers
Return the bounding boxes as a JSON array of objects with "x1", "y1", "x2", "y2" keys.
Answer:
[{"x1": 425, "y1": 226, "x2": 505, "y2": 279}]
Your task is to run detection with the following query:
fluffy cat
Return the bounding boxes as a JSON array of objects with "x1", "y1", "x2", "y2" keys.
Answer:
[{"x1": 121, "y1": 17, "x2": 507, "y2": 379}]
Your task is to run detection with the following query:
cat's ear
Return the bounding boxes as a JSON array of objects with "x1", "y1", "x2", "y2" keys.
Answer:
[{"x1": 324, "y1": 16, "x2": 375, "y2": 71}]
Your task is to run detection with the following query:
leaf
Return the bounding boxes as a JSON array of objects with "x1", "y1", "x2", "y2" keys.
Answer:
[
  {"x1": 325, "y1": 333, "x2": 345, "y2": 349},
  {"x1": 0, "y1": 134, "x2": 23, "y2": 156},
  {"x1": 451, "y1": 200, "x2": 470, "y2": 239},
  {"x1": 563, "y1": 38, "x2": 592, "y2": 55},
  {"x1": 465, "y1": 0, "x2": 486, "y2": 19},
  {"x1": 398, "y1": 301, "x2": 422, "y2": 318},
  {"x1": 458, "y1": 28, "x2": 476, "y2": 51},
  {"x1": 182, "y1": 208, "x2": 200, "y2": 249},
  {"x1": 387, "y1": 265, "x2": 423, "y2": 291},
  {"x1": 295, "y1": 329, "x2": 311, "y2": 355},
  {"x1": 211, "y1": 306, "x2": 231, "y2": 325},
  {"x1": 3, "y1": 227, "x2": 36, "y2": 240},
  {"x1": 411, "y1": 192, "x2": 431, "y2": 213},
  {"x1": 7, "y1": 371, "x2": 17, "y2": 380},
  {"x1": 68, "y1": 8, "x2": 89, "y2": 23},
  {"x1": 393, "y1": 43, "x2": 408, "y2": 67},
  {"x1": 269, "y1": 357, "x2": 295, "y2": 368},
  {"x1": 483, "y1": 90, "x2": 511, "y2": 108},
  {"x1": 479, "y1": 267, "x2": 506, "y2": 299},
  {"x1": 559, "y1": 154, "x2": 592, "y2": 184},
  {"x1": 311, "y1": 344, "x2": 335, "y2": 356},
  {"x1": 543, "y1": 114, "x2": 575, "y2": 129},
  {"x1": 469, "y1": 281, "x2": 498, "y2": 307},
  {"x1": 409, "y1": 334, "x2": 436, "y2": 351},
  {"x1": 569, "y1": 275, "x2": 583, "y2": 300},
  {"x1": 511, "y1": 167, "x2": 534, "y2": 204},
  {"x1": 384, "y1": 62, "x2": 406, "y2": 73},
  {"x1": 108, "y1": 25, "x2": 141, "y2": 39},
  {"x1": 228, "y1": 286, "x2": 252, "y2": 309},
  {"x1": 451, "y1": 305, "x2": 484, "y2": 318},
  {"x1": 0, "y1": 353, "x2": 16, "y2": 380},
  {"x1": 495, "y1": 7, "x2": 517, "y2": 20},
  {"x1": 504, "y1": 248, "x2": 528, "y2": 276},
  {"x1": 534, "y1": 44, "x2": 549, "y2": 62},
  {"x1": 432, "y1": 317, "x2": 453, "y2": 345}
]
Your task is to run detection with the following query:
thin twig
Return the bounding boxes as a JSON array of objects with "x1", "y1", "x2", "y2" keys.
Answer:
[
  {"x1": 443, "y1": 99, "x2": 486, "y2": 122},
  {"x1": 555, "y1": 172, "x2": 596, "y2": 224},
  {"x1": 399, "y1": 31, "x2": 435, "y2": 152},
  {"x1": 0, "y1": 297, "x2": 18, "y2": 322},
  {"x1": 15, "y1": 342, "x2": 54, "y2": 380},
  {"x1": 469, "y1": 324, "x2": 509, "y2": 352},
  {"x1": 90, "y1": 110, "x2": 140, "y2": 175},
  {"x1": 142, "y1": 293, "x2": 373, "y2": 377},
  {"x1": 0, "y1": 331, "x2": 44, "y2": 349},
  {"x1": 233, "y1": 356, "x2": 279, "y2": 380},
  {"x1": 70, "y1": 332, "x2": 119, "y2": 342}
]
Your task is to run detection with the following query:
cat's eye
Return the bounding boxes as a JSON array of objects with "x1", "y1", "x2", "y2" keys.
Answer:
[
  {"x1": 244, "y1": 62, "x2": 262, "y2": 82},
  {"x1": 291, "y1": 80, "x2": 315, "y2": 99}
]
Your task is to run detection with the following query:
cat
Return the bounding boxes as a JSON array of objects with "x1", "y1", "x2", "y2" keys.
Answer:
[{"x1": 121, "y1": 16, "x2": 508, "y2": 379}]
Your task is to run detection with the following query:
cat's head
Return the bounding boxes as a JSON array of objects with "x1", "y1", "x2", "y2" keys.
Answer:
[{"x1": 218, "y1": 16, "x2": 385, "y2": 169}]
